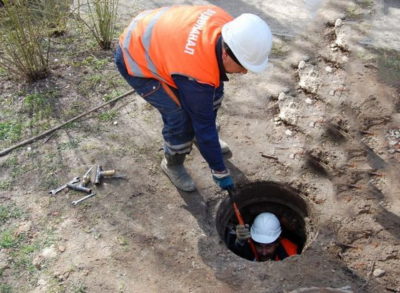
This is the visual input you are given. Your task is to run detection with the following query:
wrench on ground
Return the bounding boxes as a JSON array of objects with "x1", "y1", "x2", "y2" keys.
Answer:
[
  {"x1": 49, "y1": 177, "x2": 80, "y2": 196},
  {"x1": 71, "y1": 193, "x2": 96, "y2": 206}
]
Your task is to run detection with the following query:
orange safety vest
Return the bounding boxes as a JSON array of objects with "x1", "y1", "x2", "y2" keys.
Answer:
[
  {"x1": 119, "y1": 5, "x2": 233, "y2": 90},
  {"x1": 275, "y1": 238, "x2": 298, "y2": 261}
]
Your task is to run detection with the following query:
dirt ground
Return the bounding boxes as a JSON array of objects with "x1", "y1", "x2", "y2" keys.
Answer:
[{"x1": 1, "y1": 0, "x2": 399, "y2": 292}]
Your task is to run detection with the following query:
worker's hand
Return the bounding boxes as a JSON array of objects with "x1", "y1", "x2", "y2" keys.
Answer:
[
  {"x1": 212, "y1": 169, "x2": 234, "y2": 190},
  {"x1": 236, "y1": 224, "x2": 251, "y2": 241}
]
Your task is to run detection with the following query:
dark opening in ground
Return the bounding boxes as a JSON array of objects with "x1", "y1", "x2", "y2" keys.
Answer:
[{"x1": 216, "y1": 181, "x2": 311, "y2": 262}]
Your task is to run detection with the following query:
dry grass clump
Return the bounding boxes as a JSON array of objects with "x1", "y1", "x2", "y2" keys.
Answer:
[
  {"x1": 79, "y1": 0, "x2": 119, "y2": 50},
  {"x1": 0, "y1": 0, "x2": 71, "y2": 81},
  {"x1": 0, "y1": 0, "x2": 50, "y2": 81}
]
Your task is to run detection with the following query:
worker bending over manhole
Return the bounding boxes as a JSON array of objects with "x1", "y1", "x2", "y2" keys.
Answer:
[{"x1": 227, "y1": 212, "x2": 298, "y2": 261}]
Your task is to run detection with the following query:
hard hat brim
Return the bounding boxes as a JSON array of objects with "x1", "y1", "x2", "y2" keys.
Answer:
[{"x1": 250, "y1": 230, "x2": 280, "y2": 244}]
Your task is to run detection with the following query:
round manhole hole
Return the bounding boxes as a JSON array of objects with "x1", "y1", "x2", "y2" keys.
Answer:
[{"x1": 216, "y1": 181, "x2": 314, "y2": 262}]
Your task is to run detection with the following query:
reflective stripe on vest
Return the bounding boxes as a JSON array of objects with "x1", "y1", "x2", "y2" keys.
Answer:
[
  {"x1": 119, "y1": 6, "x2": 233, "y2": 88},
  {"x1": 121, "y1": 7, "x2": 170, "y2": 82}
]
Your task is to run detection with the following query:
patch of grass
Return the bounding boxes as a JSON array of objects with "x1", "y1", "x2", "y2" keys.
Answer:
[
  {"x1": 23, "y1": 91, "x2": 56, "y2": 120},
  {"x1": 87, "y1": 73, "x2": 103, "y2": 85},
  {"x1": 108, "y1": 75, "x2": 128, "y2": 88},
  {"x1": 72, "y1": 282, "x2": 87, "y2": 293},
  {"x1": 0, "y1": 121, "x2": 23, "y2": 142},
  {"x1": 64, "y1": 121, "x2": 80, "y2": 129},
  {"x1": 0, "y1": 284, "x2": 13, "y2": 293},
  {"x1": 63, "y1": 100, "x2": 84, "y2": 119},
  {"x1": 1, "y1": 156, "x2": 18, "y2": 168},
  {"x1": 40, "y1": 175, "x2": 60, "y2": 190},
  {"x1": 98, "y1": 110, "x2": 117, "y2": 122},
  {"x1": 0, "y1": 230, "x2": 21, "y2": 249},
  {"x1": 271, "y1": 42, "x2": 289, "y2": 57},
  {"x1": 58, "y1": 139, "x2": 81, "y2": 150},
  {"x1": 116, "y1": 235, "x2": 128, "y2": 246},
  {"x1": 375, "y1": 49, "x2": 400, "y2": 86},
  {"x1": 346, "y1": 5, "x2": 363, "y2": 19},
  {"x1": 10, "y1": 243, "x2": 39, "y2": 273},
  {"x1": 0, "y1": 204, "x2": 23, "y2": 225},
  {"x1": 357, "y1": 0, "x2": 373, "y2": 8},
  {"x1": 0, "y1": 180, "x2": 12, "y2": 191},
  {"x1": 0, "y1": 66, "x2": 7, "y2": 77},
  {"x1": 80, "y1": 55, "x2": 109, "y2": 70},
  {"x1": 103, "y1": 89, "x2": 124, "y2": 102},
  {"x1": 78, "y1": 73, "x2": 104, "y2": 95},
  {"x1": 10, "y1": 164, "x2": 31, "y2": 180}
]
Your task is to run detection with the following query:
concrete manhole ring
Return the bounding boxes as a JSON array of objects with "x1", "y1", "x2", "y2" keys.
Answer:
[{"x1": 216, "y1": 181, "x2": 318, "y2": 261}]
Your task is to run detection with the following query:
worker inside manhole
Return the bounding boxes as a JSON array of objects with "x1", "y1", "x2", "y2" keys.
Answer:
[{"x1": 225, "y1": 212, "x2": 299, "y2": 262}]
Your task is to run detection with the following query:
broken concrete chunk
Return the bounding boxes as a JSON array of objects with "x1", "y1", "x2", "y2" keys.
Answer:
[
  {"x1": 285, "y1": 129, "x2": 294, "y2": 136},
  {"x1": 373, "y1": 268, "x2": 385, "y2": 277},
  {"x1": 335, "y1": 18, "x2": 343, "y2": 27},
  {"x1": 278, "y1": 97, "x2": 300, "y2": 125},
  {"x1": 37, "y1": 279, "x2": 47, "y2": 286},
  {"x1": 325, "y1": 66, "x2": 333, "y2": 73},
  {"x1": 58, "y1": 245, "x2": 66, "y2": 253},
  {"x1": 298, "y1": 65, "x2": 320, "y2": 94},
  {"x1": 278, "y1": 92, "x2": 286, "y2": 101},
  {"x1": 40, "y1": 245, "x2": 58, "y2": 259},
  {"x1": 335, "y1": 25, "x2": 352, "y2": 51}
]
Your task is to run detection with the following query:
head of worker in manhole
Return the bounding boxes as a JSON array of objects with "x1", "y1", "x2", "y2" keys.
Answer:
[
  {"x1": 227, "y1": 212, "x2": 298, "y2": 261},
  {"x1": 115, "y1": 5, "x2": 272, "y2": 192}
]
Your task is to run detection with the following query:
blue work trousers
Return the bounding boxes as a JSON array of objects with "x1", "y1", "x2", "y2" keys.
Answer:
[{"x1": 115, "y1": 45, "x2": 194, "y2": 155}]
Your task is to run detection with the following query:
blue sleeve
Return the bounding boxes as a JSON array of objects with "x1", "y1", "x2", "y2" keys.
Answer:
[{"x1": 172, "y1": 75, "x2": 225, "y2": 171}]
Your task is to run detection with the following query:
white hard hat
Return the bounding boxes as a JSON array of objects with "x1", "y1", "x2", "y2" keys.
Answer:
[
  {"x1": 222, "y1": 13, "x2": 272, "y2": 73},
  {"x1": 250, "y1": 212, "x2": 282, "y2": 244}
]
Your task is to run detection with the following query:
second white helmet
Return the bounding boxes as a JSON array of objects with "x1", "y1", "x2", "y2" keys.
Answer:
[
  {"x1": 250, "y1": 212, "x2": 282, "y2": 244},
  {"x1": 222, "y1": 13, "x2": 272, "y2": 73}
]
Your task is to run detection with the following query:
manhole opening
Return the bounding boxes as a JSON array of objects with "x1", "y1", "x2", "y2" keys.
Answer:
[{"x1": 216, "y1": 181, "x2": 311, "y2": 262}]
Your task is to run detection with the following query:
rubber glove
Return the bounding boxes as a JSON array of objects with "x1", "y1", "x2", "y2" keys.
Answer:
[{"x1": 212, "y1": 169, "x2": 234, "y2": 190}]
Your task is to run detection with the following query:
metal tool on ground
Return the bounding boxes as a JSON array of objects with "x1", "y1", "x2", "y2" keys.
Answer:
[
  {"x1": 81, "y1": 166, "x2": 93, "y2": 187},
  {"x1": 67, "y1": 183, "x2": 92, "y2": 194},
  {"x1": 227, "y1": 187, "x2": 259, "y2": 261},
  {"x1": 71, "y1": 193, "x2": 96, "y2": 206},
  {"x1": 49, "y1": 177, "x2": 80, "y2": 195},
  {"x1": 94, "y1": 166, "x2": 125, "y2": 184}
]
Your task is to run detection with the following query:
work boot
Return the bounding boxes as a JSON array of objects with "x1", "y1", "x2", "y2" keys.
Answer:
[{"x1": 161, "y1": 153, "x2": 196, "y2": 192}]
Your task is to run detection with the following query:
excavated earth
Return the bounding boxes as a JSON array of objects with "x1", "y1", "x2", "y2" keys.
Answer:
[{"x1": 0, "y1": 0, "x2": 399, "y2": 292}]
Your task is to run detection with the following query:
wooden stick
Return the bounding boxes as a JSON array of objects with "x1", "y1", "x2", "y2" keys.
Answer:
[{"x1": 0, "y1": 89, "x2": 135, "y2": 157}]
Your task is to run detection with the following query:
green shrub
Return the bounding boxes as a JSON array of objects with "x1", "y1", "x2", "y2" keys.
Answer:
[
  {"x1": 0, "y1": 121, "x2": 23, "y2": 142},
  {"x1": 0, "y1": 0, "x2": 50, "y2": 81},
  {"x1": 30, "y1": 0, "x2": 72, "y2": 36},
  {"x1": 80, "y1": 0, "x2": 119, "y2": 50}
]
